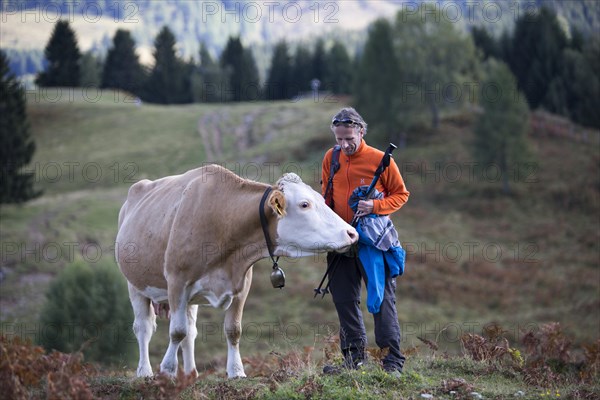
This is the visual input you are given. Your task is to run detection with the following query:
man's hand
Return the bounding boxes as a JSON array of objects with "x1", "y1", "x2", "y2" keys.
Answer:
[{"x1": 356, "y1": 200, "x2": 374, "y2": 216}]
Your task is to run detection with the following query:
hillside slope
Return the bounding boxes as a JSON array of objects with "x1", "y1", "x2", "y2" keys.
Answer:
[{"x1": 0, "y1": 92, "x2": 598, "y2": 397}]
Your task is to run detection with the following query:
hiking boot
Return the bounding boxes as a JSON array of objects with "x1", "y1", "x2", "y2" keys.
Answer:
[
  {"x1": 322, "y1": 351, "x2": 365, "y2": 375},
  {"x1": 322, "y1": 359, "x2": 364, "y2": 375},
  {"x1": 386, "y1": 369, "x2": 402, "y2": 378},
  {"x1": 383, "y1": 363, "x2": 403, "y2": 377},
  {"x1": 322, "y1": 364, "x2": 342, "y2": 375}
]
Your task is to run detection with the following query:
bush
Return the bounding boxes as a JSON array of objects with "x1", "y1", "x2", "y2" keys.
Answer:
[{"x1": 38, "y1": 260, "x2": 134, "y2": 366}]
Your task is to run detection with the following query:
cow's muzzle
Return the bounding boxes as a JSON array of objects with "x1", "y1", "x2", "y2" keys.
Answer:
[
  {"x1": 347, "y1": 228, "x2": 358, "y2": 243},
  {"x1": 332, "y1": 228, "x2": 358, "y2": 253}
]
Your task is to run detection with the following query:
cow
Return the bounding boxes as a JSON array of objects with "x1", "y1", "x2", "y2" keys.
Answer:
[{"x1": 116, "y1": 164, "x2": 358, "y2": 378}]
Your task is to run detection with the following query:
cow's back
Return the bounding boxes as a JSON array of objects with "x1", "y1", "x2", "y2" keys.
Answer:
[
  {"x1": 116, "y1": 165, "x2": 258, "y2": 291},
  {"x1": 118, "y1": 168, "x2": 202, "y2": 287}
]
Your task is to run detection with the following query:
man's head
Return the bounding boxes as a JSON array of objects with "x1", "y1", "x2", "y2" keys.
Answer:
[{"x1": 330, "y1": 107, "x2": 368, "y2": 156}]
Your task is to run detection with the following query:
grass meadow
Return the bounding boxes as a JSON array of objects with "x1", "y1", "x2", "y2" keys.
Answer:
[{"x1": 1, "y1": 89, "x2": 598, "y2": 398}]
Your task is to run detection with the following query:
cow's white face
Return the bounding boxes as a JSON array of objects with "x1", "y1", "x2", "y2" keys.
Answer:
[{"x1": 270, "y1": 173, "x2": 357, "y2": 257}]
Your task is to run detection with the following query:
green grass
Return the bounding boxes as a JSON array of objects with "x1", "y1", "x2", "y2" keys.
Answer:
[
  {"x1": 85, "y1": 353, "x2": 598, "y2": 399},
  {"x1": 1, "y1": 90, "x2": 599, "y2": 398},
  {"x1": 4, "y1": 331, "x2": 598, "y2": 399}
]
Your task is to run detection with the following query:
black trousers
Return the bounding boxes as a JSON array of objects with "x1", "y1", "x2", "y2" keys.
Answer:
[{"x1": 327, "y1": 252, "x2": 405, "y2": 371}]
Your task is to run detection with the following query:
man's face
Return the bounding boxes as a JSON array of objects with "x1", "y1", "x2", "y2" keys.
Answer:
[{"x1": 333, "y1": 125, "x2": 363, "y2": 156}]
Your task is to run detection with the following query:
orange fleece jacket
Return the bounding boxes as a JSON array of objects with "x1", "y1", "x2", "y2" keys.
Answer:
[{"x1": 321, "y1": 139, "x2": 410, "y2": 224}]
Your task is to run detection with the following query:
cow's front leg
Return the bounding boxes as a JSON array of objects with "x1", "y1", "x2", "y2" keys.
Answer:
[
  {"x1": 224, "y1": 267, "x2": 252, "y2": 378},
  {"x1": 160, "y1": 280, "x2": 190, "y2": 376},
  {"x1": 181, "y1": 304, "x2": 199, "y2": 377}
]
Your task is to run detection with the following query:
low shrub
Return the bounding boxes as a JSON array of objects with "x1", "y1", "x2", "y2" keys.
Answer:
[{"x1": 38, "y1": 260, "x2": 134, "y2": 366}]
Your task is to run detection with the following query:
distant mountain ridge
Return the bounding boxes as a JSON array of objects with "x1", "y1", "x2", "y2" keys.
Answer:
[{"x1": 1, "y1": 0, "x2": 598, "y2": 79}]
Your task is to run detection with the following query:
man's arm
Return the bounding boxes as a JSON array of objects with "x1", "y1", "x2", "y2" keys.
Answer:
[{"x1": 372, "y1": 158, "x2": 409, "y2": 215}]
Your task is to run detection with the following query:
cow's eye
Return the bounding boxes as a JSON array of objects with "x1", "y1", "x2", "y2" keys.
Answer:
[{"x1": 300, "y1": 201, "x2": 311, "y2": 209}]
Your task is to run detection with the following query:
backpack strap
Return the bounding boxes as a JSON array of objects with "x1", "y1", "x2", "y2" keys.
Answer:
[{"x1": 324, "y1": 145, "x2": 341, "y2": 208}]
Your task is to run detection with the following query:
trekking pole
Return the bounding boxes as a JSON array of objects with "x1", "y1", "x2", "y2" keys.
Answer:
[
  {"x1": 314, "y1": 143, "x2": 398, "y2": 298},
  {"x1": 313, "y1": 252, "x2": 342, "y2": 298}
]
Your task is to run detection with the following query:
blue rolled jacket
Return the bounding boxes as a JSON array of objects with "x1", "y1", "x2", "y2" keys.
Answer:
[{"x1": 349, "y1": 187, "x2": 406, "y2": 314}]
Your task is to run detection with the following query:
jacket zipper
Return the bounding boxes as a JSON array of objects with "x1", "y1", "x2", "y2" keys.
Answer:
[{"x1": 345, "y1": 157, "x2": 351, "y2": 222}]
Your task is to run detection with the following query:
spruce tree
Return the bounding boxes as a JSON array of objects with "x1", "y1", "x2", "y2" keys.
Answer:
[
  {"x1": 570, "y1": 27, "x2": 585, "y2": 52},
  {"x1": 498, "y1": 30, "x2": 513, "y2": 66},
  {"x1": 325, "y1": 41, "x2": 353, "y2": 95},
  {"x1": 311, "y1": 39, "x2": 327, "y2": 83},
  {"x1": 509, "y1": 7, "x2": 568, "y2": 109},
  {"x1": 194, "y1": 42, "x2": 229, "y2": 102},
  {"x1": 0, "y1": 51, "x2": 40, "y2": 204},
  {"x1": 220, "y1": 37, "x2": 259, "y2": 102},
  {"x1": 471, "y1": 26, "x2": 500, "y2": 60},
  {"x1": 354, "y1": 18, "x2": 400, "y2": 144},
  {"x1": 199, "y1": 42, "x2": 216, "y2": 69},
  {"x1": 473, "y1": 59, "x2": 530, "y2": 195},
  {"x1": 79, "y1": 51, "x2": 102, "y2": 87},
  {"x1": 35, "y1": 20, "x2": 81, "y2": 87},
  {"x1": 102, "y1": 29, "x2": 145, "y2": 95},
  {"x1": 143, "y1": 26, "x2": 188, "y2": 104},
  {"x1": 291, "y1": 44, "x2": 312, "y2": 94},
  {"x1": 546, "y1": 39, "x2": 600, "y2": 129},
  {"x1": 220, "y1": 37, "x2": 245, "y2": 102},
  {"x1": 241, "y1": 49, "x2": 260, "y2": 101},
  {"x1": 265, "y1": 40, "x2": 291, "y2": 100},
  {"x1": 578, "y1": 38, "x2": 600, "y2": 128}
]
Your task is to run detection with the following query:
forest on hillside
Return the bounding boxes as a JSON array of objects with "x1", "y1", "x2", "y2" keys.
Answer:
[
  {"x1": 13, "y1": 2, "x2": 599, "y2": 136},
  {"x1": 2, "y1": 0, "x2": 599, "y2": 78}
]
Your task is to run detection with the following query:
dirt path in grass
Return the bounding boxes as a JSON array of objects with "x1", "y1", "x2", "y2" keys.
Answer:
[{"x1": 197, "y1": 108, "x2": 268, "y2": 161}]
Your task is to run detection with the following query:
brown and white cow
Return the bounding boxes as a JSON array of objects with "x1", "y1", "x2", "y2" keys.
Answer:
[{"x1": 116, "y1": 164, "x2": 357, "y2": 378}]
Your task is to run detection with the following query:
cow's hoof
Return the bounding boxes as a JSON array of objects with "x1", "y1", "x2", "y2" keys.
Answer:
[
  {"x1": 184, "y1": 369, "x2": 199, "y2": 379},
  {"x1": 227, "y1": 371, "x2": 247, "y2": 379},
  {"x1": 137, "y1": 366, "x2": 153, "y2": 378},
  {"x1": 159, "y1": 363, "x2": 178, "y2": 377}
]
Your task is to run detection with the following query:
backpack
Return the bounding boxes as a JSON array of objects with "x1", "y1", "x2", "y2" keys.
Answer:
[{"x1": 323, "y1": 145, "x2": 341, "y2": 208}]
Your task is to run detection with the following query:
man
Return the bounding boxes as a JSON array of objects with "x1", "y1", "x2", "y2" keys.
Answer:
[{"x1": 321, "y1": 107, "x2": 409, "y2": 374}]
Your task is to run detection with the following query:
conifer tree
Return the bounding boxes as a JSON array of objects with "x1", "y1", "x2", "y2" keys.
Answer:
[
  {"x1": 143, "y1": 26, "x2": 188, "y2": 104},
  {"x1": 102, "y1": 29, "x2": 145, "y2": 95},
  {"x1": 291, "y1": 44, "x2": 312, "y2": 94},
  {"x1": 220, "y1": 37, "x2": 259, "y2": 102},
  {"x1": 241, "y1": 49, "x2": 260, "y2": 101},
  {"x1": 199, "y1": 42, "x2": 216, "y2": 69},
  {"x1": 265, "y1": 40, "x2": 291, "y2": 100},
  {"x1": 473, "y1": 59, "x2": 530, "y2": 195},
  {"x1": 79, "y1": 51, "x2": 102, "y2": 87},
  {"x1": 325, "y1": 41, "x2": 353, "y2": 95},
  {"x1": 578, "y1": 38, "x2": 600, "y2": 128},
  {"x1": 546, "y1": 39, "x2": 600, "y2": 129},
  {"x1": 0, "y1": 51, "x2": 40, "y2": 204},
  {"x1": 509, "y1": 7, "x2": 568, "y2": 109},
  {"x1": 36, "y1": 20, "x2": 81, "y2": 87},
  {"x1": 220, "y1": 37, "x2": 245, "y2": 101},
  {"x1": 471, "y1": 26, "x2": 500, "y2": 60},
  {"x1": 498, "y1": 30, "x2": 513, "y2": 66},
  {"x1": 354, "y1": 18, "x2": 400, "y2": 144},
  {"x1": 194, "y1": 42, "x2": 229, "y2": 102},
  {"x1": 311, "y1": 39, "x2": 327, "y2": 83}
]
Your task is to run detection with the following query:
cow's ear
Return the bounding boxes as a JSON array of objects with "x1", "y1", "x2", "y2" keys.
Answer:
[{"x1": 268, "y1": 190, "x2": 287, "y2": 217}]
